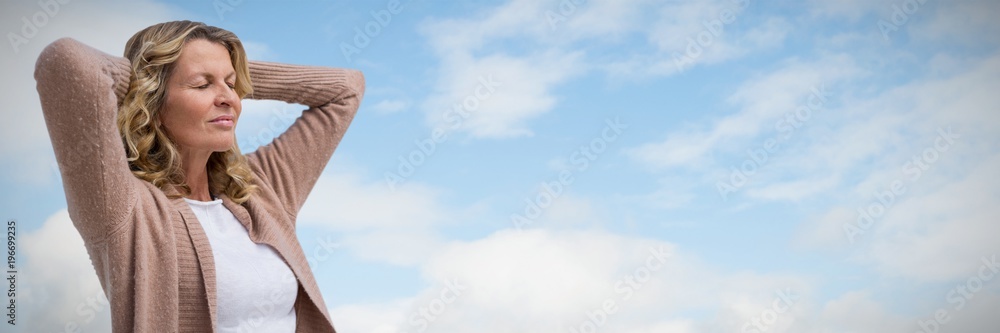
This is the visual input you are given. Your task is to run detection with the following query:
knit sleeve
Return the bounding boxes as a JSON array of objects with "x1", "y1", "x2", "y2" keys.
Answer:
[
  {"x1": 244, "y1": 61, "x2": 365, "y2": 217},
  {"x1": 35, "y1": 38, "x2": 136, "y2": 244}
]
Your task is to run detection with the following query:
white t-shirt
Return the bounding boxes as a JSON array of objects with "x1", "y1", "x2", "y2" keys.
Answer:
[{"x1": 185, "y1": 198, "x2": 298, "y2": 332}]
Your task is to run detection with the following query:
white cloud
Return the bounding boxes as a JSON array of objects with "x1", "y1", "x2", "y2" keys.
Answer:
[
  {"x1": 328, "y1": 228, "x2": 820, "y2": 333},
  {"x1": 803, "y1": 291, "x2": 911, "y2": 332},
  {"x1": 861, "y1": 154, "x2": 1000, "y2": 282},
  {"x1": 371, "y1": 99, "x2": 408, "y2": 114},
  {"x1": 912, "y1": 1, "x2": 1000, "y2": 46},
  {"x1": 241, "y1": 40, "x2": 276, "y2": 61},
  {"x1": 329, "y1": 299, "x2": 413, "y2": 333},
  {"x1": 607, "y1": 1, "x2": 791, "y2": 78},
  {"x1": 18, "y1": 210, "x2": 111, "y2": 332},
  {"x1": 420, "y1": 48, "x2": 583, "y2": 138},
  {"x1": 627, "y1": 54, "x2": 859, "y2": 169},
  {"x1": 794, "y1": 53, "x2": 1000, "y2": 282},
  {"x1": 629, "y1": 40, "x2": 996, "y2": 208},
  {"x1": 550, "y1": 0, "x2": 649, "y2": 41},
  {"x1": 418, "y1": 0, "x2": 789, "y2": 139},
  {"x1": 341, "y1": 229, "x2": 446, "y2": 267},
  {"x1": 298, "y1": 171, "x2": 455, "y2": 231},
  {"x1": 745, "y1": 176, "x2": 840, "y2": 202},
  {"x1": 295, "y1": 169, "x2": 485, "y2": 267},
  {"x1": 329, "y1": 225, "x2": 1000, "y2": 332},
  {"x1": 792, "y1": 287, "x2": 1000, "y2": 333},
  {"x1": 235, "y1": 99, "x2": 304, "y2": 152}
]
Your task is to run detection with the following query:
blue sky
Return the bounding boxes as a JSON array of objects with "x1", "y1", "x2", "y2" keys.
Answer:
[{"x1": 2, "y1": 0, "x2": 1000, "y2": 332}]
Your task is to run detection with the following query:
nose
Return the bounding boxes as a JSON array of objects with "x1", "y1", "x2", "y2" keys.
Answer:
[{"x1": 214, "y1": 83, "x2": 238, "y2": 108}]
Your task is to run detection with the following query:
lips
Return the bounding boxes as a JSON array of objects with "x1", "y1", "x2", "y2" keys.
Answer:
[{"x1": 209, "y1": 115, "x2": 235, "y2": 127}]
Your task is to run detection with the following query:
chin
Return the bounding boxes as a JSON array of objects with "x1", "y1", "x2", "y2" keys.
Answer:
[
  {"x1": 215, "y1": 144, "x2": 235, "y2": 152},
  {"x1": 210, "y1": 141, "x2": 236, "y2": 152},
  {"x1": 213, "y1": 137, "x2": 237, "y2": 151}
]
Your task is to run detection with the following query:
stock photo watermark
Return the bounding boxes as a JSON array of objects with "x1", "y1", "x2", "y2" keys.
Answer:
[
  {"x1": 877, "y1": 0, "x2": 930, "y2": 41},
  {"x1": 673, "y1": 0, "x2": 751, "y2": 73},
  {"x1": 384, "y1": 74, "x2": 502, "y2": 191},
  {"x1": 238, "y1": 286, "x2": 293, "y2": 332},
  {"x1": 568, "y1": 246, "x2": 669, "y2": 333},
  {"x1": 545, "y1": 0, "x2": 587, "y2": 30},
  {"x1": 740, "y1": 289, "x2": 799, "y2": 333},
  {"x1": 402, "y1": 279, "x2": 466, "y2": 333},
  {"x1": 341, "y1": 0, "x2": 409, "y2": 62},
  {"x1": 302, "y1": 234, "x2": 341, "y2": 271},
  {"x1": 716, "y1": 85, "x2": 830, "y2": 201},
  {"x1": 511, "y1": 117, "x2": 627, "y2": 230},
  {"x1": 914, "y1": 254, "x2": 998, "y2": 333},
  {"x1": 5, "y1": 219, "x2": 15, "y2": 326},
  {"x1": 62, "y1": 289, "x2": 109, "y2": 332},
  {"x1": 213, "y1": 0, "x2": 243, "y2": 21},
  {"x1": 7, "y1": 0, "x2": 72, "y2": 54},
  {"x1": 844, "y1": 126, "x2": 958, "y2": 243}
]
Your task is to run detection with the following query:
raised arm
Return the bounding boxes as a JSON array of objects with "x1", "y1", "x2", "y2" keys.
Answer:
[
  {"x1": 244, "y1": 61, "x2": 365, "y2": 216},
  {"x1": 35, "y1": 38, "x2": 135, "y2": 244}
]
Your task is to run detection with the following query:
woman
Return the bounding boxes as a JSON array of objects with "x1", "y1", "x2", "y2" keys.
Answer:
[{"x1": 35, "y1": 20, "x2": 364, "y2": 332}]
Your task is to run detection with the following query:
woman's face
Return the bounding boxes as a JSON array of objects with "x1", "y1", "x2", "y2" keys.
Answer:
[{"x1": 160, "y1": 38, "x2": 241, "y2": 155}]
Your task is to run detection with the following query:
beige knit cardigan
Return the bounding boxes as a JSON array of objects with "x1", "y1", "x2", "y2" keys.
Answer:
[{"x1": 34, "y1": 38, "x2": 364, "y2": 332}]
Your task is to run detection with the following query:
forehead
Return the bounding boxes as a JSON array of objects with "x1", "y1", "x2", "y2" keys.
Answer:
[{"x1": 173, "y1": 39, "x2": 234, "y2": 76}]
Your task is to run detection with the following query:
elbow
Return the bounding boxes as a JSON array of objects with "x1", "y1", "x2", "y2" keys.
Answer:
[
  {"x1": 325, "y1": 69, "x2": 365, "y2": 111},
  {"x1": 35, "y1": 38, "x2": 81, "y2": 82},
  {"x1": 346, "y1": 69, "x2": 366, "y2": 101},
  {"x1": 35, "y1": 38, "x2": 84, "y2": 119}
]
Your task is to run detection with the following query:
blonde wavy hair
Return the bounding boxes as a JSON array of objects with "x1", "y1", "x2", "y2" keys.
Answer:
[{"x1": 119, "y1": 20, "x2": 257, "y2": 203}]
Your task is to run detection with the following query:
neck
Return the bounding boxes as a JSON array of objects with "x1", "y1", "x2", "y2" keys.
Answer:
[{"x1": 179, "y1": 148, "x2": 214, "y2": 201}]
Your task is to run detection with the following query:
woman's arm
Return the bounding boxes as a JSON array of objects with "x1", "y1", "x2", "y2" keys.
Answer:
[
  {"x1": 244, "y1": 61, "x2": 365, "y2": 216},
  {"x1": 35, "y1": 38, "x2": 136, "y2": 244}
]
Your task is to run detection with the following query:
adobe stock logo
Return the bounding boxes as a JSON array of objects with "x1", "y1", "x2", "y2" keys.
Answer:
[
  {"x1": 544, "y1": 0, "x2": 586, "y2": 30},
  {"x1": 672, "y1": 0, "x2": 751, "y2": 73},
  {"x1": 511, "y1": 117, "x2": 627, "y2": 230},
  {"x1": 403, "y1": 279, "x2": 466, "y2": 333},
  {"x1": 716, "y1": 85, "x2": 830, "y2": 201},
  {"x1": 915, "y1": 255, "x2": 998, "y2": 333},
  {"x1": 740, "y1": 289, "x2": 799, "y2": 333},
  {"x1": 877, "y1": 0, "x2": 930, "y2": 41},
  {"x1": 384, "y1": 75, "x2": 502, "y2": 191},
  {"x1": 7, "y1": 0, "x2": 72, "y2": 54},
  {"x1": 843, "y1": 126, "x2": 959, "y2": 243},
  {"x1": 568, "y1": 246, "x2": 669, "y2": 333}
]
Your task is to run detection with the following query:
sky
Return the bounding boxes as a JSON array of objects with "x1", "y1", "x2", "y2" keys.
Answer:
[{"x1": 1, "y1": 0, "x2": 999, "y2": 332}]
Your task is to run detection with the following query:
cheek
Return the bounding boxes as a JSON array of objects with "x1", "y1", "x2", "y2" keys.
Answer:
[{"x1": 160, "y1": 92, "x2": 204, "y2": 136}]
